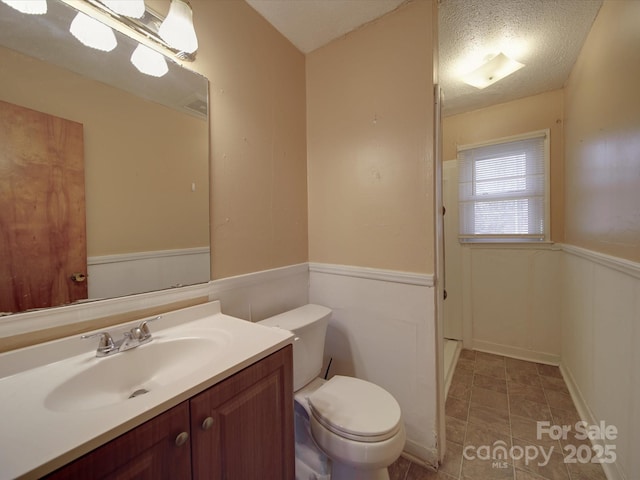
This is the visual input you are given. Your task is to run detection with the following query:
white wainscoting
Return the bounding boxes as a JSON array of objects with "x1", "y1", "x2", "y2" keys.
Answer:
[
  {"x1": 0, "y1": 263, "x2": 309, "y2": 340},
  {"x1": 210, "y1": 263, "x2": 309, "y2": 322},
  {"x1": 457, "y1": 244, "x2": 563, "y2": 365},
  {"x1": 0, "y1": 282, "x2": 213, "y2": 339},
  {"x1": 561, "y1": 245, "x2": 640, "y2": 480},
  {"x1": 308, "y1": 263, "x2": 439, "y2": 467},
  {"x1": 88, "y1": 247, "x2": 211, "y2": 299}
]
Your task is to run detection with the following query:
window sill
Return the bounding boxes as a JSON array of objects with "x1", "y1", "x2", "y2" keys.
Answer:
[{"x1": 458, "y1": 241, "x2": 560, "y2": 251}]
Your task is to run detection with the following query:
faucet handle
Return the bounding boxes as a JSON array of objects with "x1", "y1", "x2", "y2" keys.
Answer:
[
  {"x1": 81, "y1": 331, "x2": 116, "y2": 356},
  {"x1": 139, "y1": 315, "x2": 162, "y2": 338},
  {"x1": 128, "y1": 326, "x2": 145, "y2": 341}
]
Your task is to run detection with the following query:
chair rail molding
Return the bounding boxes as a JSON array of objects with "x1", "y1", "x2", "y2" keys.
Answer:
[
  {"x1": 561, "y1": 244, "x2": 640, "y2": 280},
  {"x1": 308, "y1": 262, "x2": 434, "y2": 287}
]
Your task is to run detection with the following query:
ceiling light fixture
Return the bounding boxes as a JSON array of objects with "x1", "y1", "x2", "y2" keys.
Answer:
[
  {"x1": 461, "y1": 52, "x2": 524, "y2": 89},
  {"x1": 100, "y1": 0, "x2": 145, "y2": 19},
  {"x1": 131, "y1": 44, "x2": 169, "y2": 77},
  {"x1": 159, "y1": 0, "x2": 198, "y2": 54},
  {"x1": 70, "y1": 11, "x2": 117, "y2": 52},
  {"x1": 1, "y1": 0, "x2": 47, "y2": 14}
]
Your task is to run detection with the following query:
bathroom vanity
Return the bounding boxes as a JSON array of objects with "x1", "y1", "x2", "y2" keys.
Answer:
[
  {"x1": 0, "y1": 302, "x2": 295, "y2": 480},
  {"x1": 46, "y1": 346, "x2": 293, "y2": 479}
]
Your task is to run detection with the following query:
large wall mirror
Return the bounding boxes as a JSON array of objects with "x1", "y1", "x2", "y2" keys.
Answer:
[{"x1": 0, "y1": 0, "x2": 210, "y2": 315}]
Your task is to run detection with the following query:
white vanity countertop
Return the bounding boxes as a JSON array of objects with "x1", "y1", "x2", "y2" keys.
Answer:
[{"x1": 0, "y1": 301, "x2": 293, "y2": 480}]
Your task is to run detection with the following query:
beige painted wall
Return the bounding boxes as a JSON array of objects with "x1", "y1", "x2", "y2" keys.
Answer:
[
  {"x1": 0, "y1": 46, "x2": 209, "y2": 256},
  {"x1": 564, "y1": 0, "x2": 640, "y2": 262},
  {"x1": 188, "y1": 0, "x2": 309, "y2": 279},
  {"x1": 443, "y1": 90, "x2": 565, "y2": 242},
  {"x1": 306, "y1": 1, "x2": 436, "y2": 274},
  {"x1": 1, "y1": 0, "x2": 309, "y2": 279}
]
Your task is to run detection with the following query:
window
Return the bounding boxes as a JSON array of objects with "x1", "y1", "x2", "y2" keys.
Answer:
[{"x1": 458, "y1": 130, "x2": 549, "y2": 242}]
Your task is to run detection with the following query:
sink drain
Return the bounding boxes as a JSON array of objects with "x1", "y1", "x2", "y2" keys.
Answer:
[{"x1": 129, "y1": 388, "x2": 149, "y2": 399}]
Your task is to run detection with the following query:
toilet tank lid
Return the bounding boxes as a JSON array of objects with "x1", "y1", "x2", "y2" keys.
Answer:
[{"x1": 258, "y1": 304, "x2": 332, "y2": 331}]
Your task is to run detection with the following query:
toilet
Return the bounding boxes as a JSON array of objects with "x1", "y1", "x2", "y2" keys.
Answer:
[{"x1": 259, "y1": 304, "x2": 406, "y2": 480}]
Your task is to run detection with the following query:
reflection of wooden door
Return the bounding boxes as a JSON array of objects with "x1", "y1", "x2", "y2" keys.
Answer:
[{"x1": 0, "y1": 100, "x2": 87, "y2": 313}]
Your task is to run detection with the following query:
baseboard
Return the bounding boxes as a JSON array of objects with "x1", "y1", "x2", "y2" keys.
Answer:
[
  {"x1": 403, "y1": 439, "x2": 439, "y2": 470},
  {"x1": 472, "y1": 339, "x2": 560, "y2": 365},
  {"x1": 560, "y1": 364, "x2": 625, "y2": 480},
  {"x1": 400, "y1": 450, "x2": 437, "y2": 472},
  {"x1": 444, "y1": 340, "x2": 462, "y2": 398}
]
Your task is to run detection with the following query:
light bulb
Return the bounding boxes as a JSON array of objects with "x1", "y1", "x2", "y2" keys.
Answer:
[
  {"x1": 70, "y1": 12, "x2": 117, "y2": 52},
  {"x1": 1, "y1": 0, "x2": 47, "y2": 14},
  {"x1": 159, "y1": 0, "x2": 198, "y2": 54},
  {"x1": 101, "y1": 0, "x2": 145, "y2": 19},
  {"x1": 131, "y1": 44, "x2": 168, "y2": 77}
]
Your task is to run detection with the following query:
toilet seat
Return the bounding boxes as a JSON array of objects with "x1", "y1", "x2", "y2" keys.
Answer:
[{"x1": 308, "y1": 376, "x2": 402, "y2": 443}]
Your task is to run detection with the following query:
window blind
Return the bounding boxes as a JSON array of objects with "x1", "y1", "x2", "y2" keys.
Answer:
[{"x1": 458, "y1": 133, "x2": 547, "y2": 242}]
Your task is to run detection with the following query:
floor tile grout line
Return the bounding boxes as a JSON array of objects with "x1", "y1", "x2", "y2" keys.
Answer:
[
  {"x1": 444, "y1": 355, "x2": 604, "y2": 480},
  {"x1": 503, "y1": 358, "x2": 517, "y2": 480},
  {"x1": 539, "y1": 370, "x2": 574, "y2": 480},
  {"x1": 456, "y1": 351, "x2": 477, "y2": 480},
  {"x1": 455, "y1": 355, "x2": 475, "y2": 480},
  {"x1": 510, "y1": 363, "x2": 546, "y2": 479},
  {"x1": 510, "y1": 362, "x2": 572, "y2": 480},
  {"x1": 449, "y1": 352, "x2": 607, "y2": 480}
]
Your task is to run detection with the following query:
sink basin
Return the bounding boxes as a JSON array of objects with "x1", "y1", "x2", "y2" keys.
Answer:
[
  {"x1": 0, "y1": 300, "x2": 296, "y2": 480},
  {"x1": 45, "y1": 334, "x2": 229, "y2": 412}
]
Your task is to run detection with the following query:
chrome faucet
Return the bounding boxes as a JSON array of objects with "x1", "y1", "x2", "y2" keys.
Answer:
[
  {"x1": 81, "y1": 331, "x2": 117, "y2": 357},
  {"x1": 82, "y1": 316, "x2": 162, "y2": 357}
]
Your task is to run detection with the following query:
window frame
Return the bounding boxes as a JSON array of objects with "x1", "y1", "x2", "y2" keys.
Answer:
[{"x1": 457, "y1": 129, "x2": 551, "y2": 244}]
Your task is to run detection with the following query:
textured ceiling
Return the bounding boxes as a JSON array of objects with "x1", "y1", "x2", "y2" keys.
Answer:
[
  {"x1": 439, "y1": 0, "x2": 602, "y2": 116},
  {"x1": 245, "y1": 0, "x2": 602, "y2": 116},
  {"x1": 1, "y1": 0, "x2": 604, "y2": 118}
]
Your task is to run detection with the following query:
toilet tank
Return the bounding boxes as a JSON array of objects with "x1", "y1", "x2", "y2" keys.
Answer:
[{"x1": 258, "y1": 304, "x2": 331, "y2": 391}]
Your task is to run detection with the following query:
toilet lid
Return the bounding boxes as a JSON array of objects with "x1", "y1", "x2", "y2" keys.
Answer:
[{"x1": 308, "y1": 376, "x2": 402, "y2": 442}]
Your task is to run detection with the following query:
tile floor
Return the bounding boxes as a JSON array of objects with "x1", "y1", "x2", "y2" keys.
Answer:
[{"x1": 388, "y1": 350, "x2": 608, "y2": 480}]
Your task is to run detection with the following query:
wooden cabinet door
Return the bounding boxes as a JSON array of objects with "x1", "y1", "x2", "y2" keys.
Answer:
[
  {"x1": 190, "y1": 346, "x2": 294, "y2": 480},
  {"x1": 46, "y1": 402, "x2": 191, "y2": 480}
]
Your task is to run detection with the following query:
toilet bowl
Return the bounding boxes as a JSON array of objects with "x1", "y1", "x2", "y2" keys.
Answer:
[{"x1": 259, "y1": 305, "x2": 406, "y2": 480}]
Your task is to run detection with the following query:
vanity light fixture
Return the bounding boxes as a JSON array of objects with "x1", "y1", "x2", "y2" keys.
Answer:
[
  {"x1": 69, "y1": 11, "x2": 117, "y2": 52},
  {"x1": 60, "y1": 0, "x2": 199, "y2": 61},
  {"x1": 461, "y1": 52, "x2": 524, "y2": 89},
  {"x1": 159, "y1": 0, "x2": 198, "y2": 54},
  {"x1": 1, "y1": 0, "x2": 47, "y2": 14},
  {"x1": 100, "y1": 0, "x2": 145, "y2": 19},
  {"x1": 131, "y1": 44, "x2": 169, "y2": 77}
]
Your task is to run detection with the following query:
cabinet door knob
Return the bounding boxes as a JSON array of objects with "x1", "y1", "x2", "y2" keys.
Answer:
[
  {"x1": 175, "y1": 431, "x2": 189, "y2": 447},
  {"x1": 201, "y1": 416, "x2": 214, "y2": 430}
]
